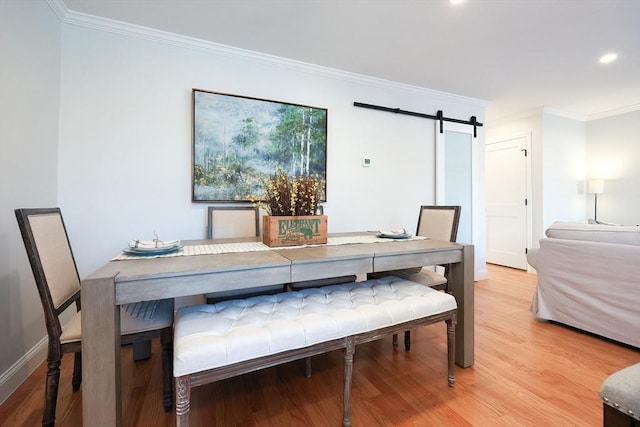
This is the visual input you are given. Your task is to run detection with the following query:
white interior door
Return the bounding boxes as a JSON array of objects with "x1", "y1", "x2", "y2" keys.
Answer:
[{"x1": 485, "y1": 136, "x2": 529, "y2": 270}]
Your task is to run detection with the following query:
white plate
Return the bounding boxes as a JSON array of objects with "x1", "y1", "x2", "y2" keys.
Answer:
[
  {"x1": 128, "y1": 239, "x2": 180, "y2": 251},
  {"x1": 377, "y1": 233, "x2": 412, "y2": 239},
  {"x1": 123, "y1": 245, "x2": 182, "y2": 256}
]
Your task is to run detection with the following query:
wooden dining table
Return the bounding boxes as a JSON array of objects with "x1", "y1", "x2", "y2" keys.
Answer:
[{"x1": 80, "y1": 233, "x2": 474, "y2": 426}]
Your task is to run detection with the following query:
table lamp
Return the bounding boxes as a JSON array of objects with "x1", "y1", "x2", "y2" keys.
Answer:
[{"x1": 588, "y1": 179, "x2": 604, "y2": 221}]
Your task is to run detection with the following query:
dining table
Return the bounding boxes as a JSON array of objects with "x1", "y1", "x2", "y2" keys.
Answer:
[{"x1": 80, "y1": 232, "x2": 474, "y2": 426}]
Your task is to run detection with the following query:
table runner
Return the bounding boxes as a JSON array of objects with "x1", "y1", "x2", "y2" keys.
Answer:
[{"x1": 113, "y1": 234, "x2": 427, "y2": 261}]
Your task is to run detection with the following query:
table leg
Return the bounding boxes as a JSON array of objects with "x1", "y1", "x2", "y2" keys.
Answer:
[
  {"x1": 448, "y1": 244, "x2": 474, "y2": 367},
  {"x1": 81, "y1": 276, "x2": 122, "y2": 426}
]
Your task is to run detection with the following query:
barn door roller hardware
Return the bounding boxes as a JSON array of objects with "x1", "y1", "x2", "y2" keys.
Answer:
[{"x1": 353, "y1": 102, "x2": 483, "y2": 138}]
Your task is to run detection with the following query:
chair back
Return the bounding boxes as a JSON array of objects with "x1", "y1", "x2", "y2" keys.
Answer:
[
  {"x1": 416, "y1": 206, "x2": 461, "y2": 242},
  {"x1": 207, "y1": 206, "x2": 259, "y2": 239},
  {"x1": 15, "y1": 208, "x2": 81, "y2": 341}
]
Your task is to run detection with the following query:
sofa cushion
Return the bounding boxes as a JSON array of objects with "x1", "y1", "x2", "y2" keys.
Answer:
[{"x1": 545, "y1": 222, "x2": 640, "y2": 246}]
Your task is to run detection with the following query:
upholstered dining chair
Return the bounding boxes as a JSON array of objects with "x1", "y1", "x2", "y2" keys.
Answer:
[
  {"x1": 15, "y1": 208, "x2": 174, "y2": 426},
  {"x1": 205, "y1": 205, "x2": 284, "y2": 303},
  {"x1": 369, "y1": 205, "x2": 461, "y2": 350},
  {"x1": 285, "y1": 203, "x2": 357, "y2": 291}
]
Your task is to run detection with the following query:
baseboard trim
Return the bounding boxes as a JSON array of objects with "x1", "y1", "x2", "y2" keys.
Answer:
[
  {"x1": 476, "y1": 266, "x2": 489, "y2": 281},
  {"x1": 0, "y1": 337, "x2": 47, "y2": 405}
]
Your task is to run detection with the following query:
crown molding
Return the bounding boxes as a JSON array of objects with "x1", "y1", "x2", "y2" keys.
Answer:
[
  {"x1": 48, "y1": 0, "x2": 486, "y2": 108},
  {"x1": 543, "y1": 104, "x2": 640, "y2": 122},
  {"x1": 490, "y1": 102, "x2": 640, "y2": 127},
  {"x1": 486, "y1": 106, "x2": 544, "y2": 127},
  {"x1": 542, "y1": 107, "x2": 588, "y2": 122},
  {"x1": 46, "y1": 0, "x2": 66, "y2": 20},
  {"x1": 586, "y1": 104, "x2": 640, "y2": 121}
]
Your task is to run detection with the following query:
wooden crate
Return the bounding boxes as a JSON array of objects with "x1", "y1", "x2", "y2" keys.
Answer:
[{"x1": 263, "y1": 215, "x2": 328, "y2": 247}]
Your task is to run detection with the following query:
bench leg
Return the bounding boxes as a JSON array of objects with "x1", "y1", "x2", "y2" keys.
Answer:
[
  {"x1": 175, "y1": 376, "x2": 191, "y2": 427},
  {"x1": 447, "y1": 317, "x2": 456, "y2": 387},
  {"x1": 342, "y1": 336, "x2": 355, "y2": 427}
]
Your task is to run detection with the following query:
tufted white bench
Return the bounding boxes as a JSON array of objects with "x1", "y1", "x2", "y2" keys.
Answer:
[{"x1": 173, "y1": 276, "x2": 458, "y2": 427}]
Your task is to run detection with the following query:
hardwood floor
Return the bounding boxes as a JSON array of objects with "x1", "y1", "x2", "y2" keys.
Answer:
[{"x1": 1, "y1": 264, "x2": 638, "y2": 426}]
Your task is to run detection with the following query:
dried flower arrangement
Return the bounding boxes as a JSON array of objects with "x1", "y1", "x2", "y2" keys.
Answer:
[{"x1": 254, "y1": 168, "x2": 323, "y2": 216}]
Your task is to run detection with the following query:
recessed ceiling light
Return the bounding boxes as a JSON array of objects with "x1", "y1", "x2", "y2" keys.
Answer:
[
  {"x1": 600, "y1": 53, "x2": 618, "y2": 64},
  {"x1": 450, "y1": 0, "x2": 465, "y2": 4}
]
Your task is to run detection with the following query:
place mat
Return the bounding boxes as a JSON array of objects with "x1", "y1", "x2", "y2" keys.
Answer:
[{"x1": 112, "y1": 234, "x2": 427, "y2": 261}]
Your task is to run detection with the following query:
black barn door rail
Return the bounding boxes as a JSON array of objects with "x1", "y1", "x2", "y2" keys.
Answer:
[{"x1": 353, "y1": 101, "x2": 483, "y2": 138}]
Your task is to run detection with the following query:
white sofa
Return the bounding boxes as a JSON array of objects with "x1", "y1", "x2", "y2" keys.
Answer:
[{"x1": 527, "y1": 222, "x2": 640, "y2": 348}]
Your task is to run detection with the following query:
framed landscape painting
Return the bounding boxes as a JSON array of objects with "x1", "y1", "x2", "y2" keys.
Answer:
[{"x1": 192, "y1": 89, "x2": 328, "y2": 202}]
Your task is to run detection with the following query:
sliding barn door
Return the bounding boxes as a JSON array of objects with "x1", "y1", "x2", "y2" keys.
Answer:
[{"x1": 436, "y1": 122, "x2": 478, "y2": 247}]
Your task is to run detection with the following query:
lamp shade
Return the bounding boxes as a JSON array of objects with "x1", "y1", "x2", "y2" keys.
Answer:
[{"x1": 588, "y1": 179, "x2": 604, "y2": 194}]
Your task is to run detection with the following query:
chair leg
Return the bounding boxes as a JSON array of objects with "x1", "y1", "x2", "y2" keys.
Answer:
[
  {"x1": 447, "y1": 318, "x2": 456, "y2": 387},
  {"x1": 404, "y1": 330, "x2": 411, "y2": 351},
  {"x1": 72, "y1": 352, "x2": 82, "y2": 391},
  {"x1": 42, "y1": 358, "x2": 61, "y2": 427},
  {"x1": 133, "y1": 340, "x2": 152, "y2": 361},
  {"x1": 161, "y1": 328, "x2": 174, "y2": 412},
  {"x1": 304, "y1": 356, "x2": 312, "y2": 378},
  {"x1": 392, "y1": 333, "x2": 398, "y2": 349}
]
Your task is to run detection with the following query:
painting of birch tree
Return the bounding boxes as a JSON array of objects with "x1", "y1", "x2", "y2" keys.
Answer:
[{"x1": 192, "y1": 90, "x2": 327, "y2": 202}]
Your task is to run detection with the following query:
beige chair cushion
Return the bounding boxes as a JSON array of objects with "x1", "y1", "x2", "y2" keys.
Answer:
[
  {"x1": 208, "y1": 207, "x2": 258, "y2": 239},
  {"x1": 29, "y1": 213, "x2": 80, "y2": 309},
  {"x1": 417, "y1": 207, "x2": 457, "y2": 240}
]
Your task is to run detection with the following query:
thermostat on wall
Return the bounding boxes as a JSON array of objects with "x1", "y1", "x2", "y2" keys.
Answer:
[{"x1": 362, "y1": 157, "x2": 372, "y2": 167}]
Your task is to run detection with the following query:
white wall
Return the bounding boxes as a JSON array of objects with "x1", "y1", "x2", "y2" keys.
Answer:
[
  {"x1": 0, "y1": 0, "x2": 61, "y2": 402},
  {"x1": 541, "y1": 112, "x2": 587, "y2": 227},
  {"x1": 586, "y1": 110, "x2": 640, "y2": 226},
  {"x1": 57, "y1": 21, "x2": 486, "y2": 277},
  {"x1": 486, "y1": 111, "x2": 587, "y2": 250},
  {"x1": 486, "y1": 108, "x2": 639, "y2": 257},
  {"x1": 1, "y1": 1, "x2": 487, "y2": 400},
  {"x1": 486, "y1": 114, "x2": 545, "y2": 247}
]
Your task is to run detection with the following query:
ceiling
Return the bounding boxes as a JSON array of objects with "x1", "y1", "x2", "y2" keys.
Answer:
[{"x1": 63, "y1": 0, "x2": 640, "y2": 123}]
